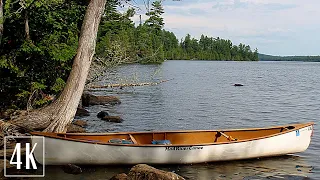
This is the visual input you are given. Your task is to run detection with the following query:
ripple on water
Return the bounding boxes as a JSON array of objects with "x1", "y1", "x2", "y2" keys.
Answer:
[{"x1": 76, "y1": 61, "x2": 320, "y2": 179}]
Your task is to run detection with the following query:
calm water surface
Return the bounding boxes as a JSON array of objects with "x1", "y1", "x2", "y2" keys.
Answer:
[{"x1": 46, "y1": 61, "x2": 320, "y2": 179}]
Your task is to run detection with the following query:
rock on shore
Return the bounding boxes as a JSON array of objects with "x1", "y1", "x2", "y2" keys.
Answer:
[
  {"x1": 67, "y1": 124, "x2": 86, "y2": 133},
  {"x1": 97, "y1": 111, "x2": 123, "y2": 123},
  {"x1": 75, "y1": 107, "x2": 90, "y2": 117},
  {"x1": 110, "y1": 173, "x2": 128, "y2": 180},
  {"x1": 82, "y1": 93, "x2": 121, "y2": 106},
  {"x1": 110, "y1": 164, "x2": 185, "y2": 180},
  {"x1": 101, "y1": 116, "x2": 123, "y2": 123},
  {"x1": 61, "y1": 164, "x2": 82, "y2": 175},
  {"x1": 73, "y1": 120, "x2": 88, "y2": 128}
]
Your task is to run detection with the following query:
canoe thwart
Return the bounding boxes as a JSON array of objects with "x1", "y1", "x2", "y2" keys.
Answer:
[{"x1": 215, "y1": 131, "x2": 238, "y2": 142}]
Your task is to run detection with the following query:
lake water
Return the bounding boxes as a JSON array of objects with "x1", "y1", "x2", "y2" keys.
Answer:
[{"x1": 46, "y1": 60, "x2": 319, "y2": 179}]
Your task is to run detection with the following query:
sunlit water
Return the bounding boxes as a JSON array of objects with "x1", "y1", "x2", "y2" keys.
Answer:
[{"x1": 44, "y1": 61, "x2": 319, "y2": 179}]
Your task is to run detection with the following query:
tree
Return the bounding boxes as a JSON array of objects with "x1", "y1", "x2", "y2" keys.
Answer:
[
  {"x1": 144, "y1": 1, "x2": 164, "y2": 31},
  {"x1": 0, "y1": 0, "x2": 87, "y2": 110},
  {"x1": 136, "y1": 0, "x2": 165, "y2": 64},
  {"x1": 0, "y1": 0, "x2": 3, "y2": 43},
  {"x1": 10, "y1": 0, "x2": 106, "y2": 132},
  {"x1": 4, "y1": 0, "x2": 57, "y2": 41}
]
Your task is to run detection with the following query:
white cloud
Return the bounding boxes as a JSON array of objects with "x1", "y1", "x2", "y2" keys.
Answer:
[
  {"x1": 158, "y1": 0, "x2": 320, "y2": 55},
  {"x1": 128, "y1": 0, "x2": 320, "y2": 55}
]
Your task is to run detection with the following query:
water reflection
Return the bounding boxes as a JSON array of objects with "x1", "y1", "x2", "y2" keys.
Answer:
[
  {"x1": 160, "y1": 155, "x2": 315, "y2": 180},
  {"x1": 40, "y1": 155, "x2": 315, "y2": 180}
]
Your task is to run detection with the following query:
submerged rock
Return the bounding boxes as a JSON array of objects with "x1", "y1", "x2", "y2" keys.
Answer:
[
  {"x1": 234, "y1": 84, "x2": 244, "y2": 86},
  {"x1": 97, "y1": 111, "x2": 109, "y2": 118},
  {"x1": 127, "y1": 164, "x2": 185, "y2": 180},
  {"x1": 110, "y1": 173, "x2": 128, "y2": 180},
  {"x1": 97, "y1": 111, "x2": 123, "y2": 123},
  {"x1": 73, "y1": 120, "x2": 88, "y2": 128},
  {"x1": 101, "y1": 116, "x2": 123, "y2": 123},
  {"x1": 0, "y1": 160, "x2": 32, "y2": 178},
  {"x1": 67, "y1": 124, "x2": 86, "y2": 133},
  {"x1": 61, "y1": 164, "x2": 82, "y2": 175},
  {"x1": 82, "y1": 93, "x2": 121, "y2": 106}
]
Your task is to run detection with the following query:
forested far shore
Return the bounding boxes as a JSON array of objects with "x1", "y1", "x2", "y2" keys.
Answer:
[
  {"x1": 0, "y1": 0, "x2": 258, "y2": 109},
  {"x1": 259, "y1": 54, "x2": 320, "y2": 62},
  {"x1": 96, "y1": 0, "x2": 258, "y2": 63}
]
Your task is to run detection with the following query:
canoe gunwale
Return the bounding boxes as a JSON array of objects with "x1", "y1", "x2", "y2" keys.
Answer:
[{"x1": 30, "y1": 122, "x2": 314, "y2": 147}]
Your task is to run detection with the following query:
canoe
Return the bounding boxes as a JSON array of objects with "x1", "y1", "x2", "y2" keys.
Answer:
[{"x1": 31, "y1": 122, "x2": 314, "y2": 165}]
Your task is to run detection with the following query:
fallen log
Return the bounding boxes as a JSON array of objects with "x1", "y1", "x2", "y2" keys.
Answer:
[{"x1": 89, "y1": 79, "x2": 171, "y2": 89}]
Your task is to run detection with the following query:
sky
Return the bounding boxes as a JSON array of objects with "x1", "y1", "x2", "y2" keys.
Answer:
[{"x1": 126, "y1": 0, "x2": 320, "y2": 56}]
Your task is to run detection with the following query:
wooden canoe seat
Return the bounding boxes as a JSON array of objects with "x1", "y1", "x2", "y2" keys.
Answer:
[{"x1": 129, "y1": 134, "x2": 138, "y2": 144}]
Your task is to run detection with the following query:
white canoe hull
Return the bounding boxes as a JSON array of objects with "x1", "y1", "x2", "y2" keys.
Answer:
[{"x1": 32, "y1": 124, "x2": 313, "y2": 165}]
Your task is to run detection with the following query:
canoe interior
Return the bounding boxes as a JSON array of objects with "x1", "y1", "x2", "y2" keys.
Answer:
[
  {"x1": 31, "y1": 122, "x2": 313, "y2": 146},
  {"x1": 60, "y1": 127, "x2": 287, "y2": 144}
]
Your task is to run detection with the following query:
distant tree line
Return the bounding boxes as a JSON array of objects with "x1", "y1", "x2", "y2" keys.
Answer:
[
  {"x1": 174, "y1": 35, "x2": 258, "y2": 61},
  {"x1": 259, "y1": 54, "x2": 320, "y2": 62},
  {"x1": 96, "y1": 1, "x2": 259, "y2": 63}
]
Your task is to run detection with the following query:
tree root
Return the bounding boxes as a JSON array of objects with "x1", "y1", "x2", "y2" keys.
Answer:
[{"x1": 0, "y1": 120, "x2": 28, "y2": 148}]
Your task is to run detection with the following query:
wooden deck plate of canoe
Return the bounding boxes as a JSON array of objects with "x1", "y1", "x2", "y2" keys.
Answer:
[{"x1": 31, "y1": 122, "x2": 314, "y2": 165}]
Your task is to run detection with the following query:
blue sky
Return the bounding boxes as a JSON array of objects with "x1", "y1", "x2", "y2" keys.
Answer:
[{"x1": 126, "y1": 0, "x2": 320, "y2": 56}]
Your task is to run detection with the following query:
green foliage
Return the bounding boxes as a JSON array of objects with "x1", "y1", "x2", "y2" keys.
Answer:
[
  {"x1": 145, "y1": 1, "x2": 164, "y2": 31},
  {"x1": 42, "y1": 30, "x2": 78, "y2": 62},
  {"x1": 16, "y1": 81, "x2": 50, "y2": 109},
  {"x1": 0, "y1": 56, "x2": 21, "y2": 74},
  {"x1": 31, "y1": 81, "x2": 46, "y2": 90},
  {"x1": 0, "y1": 0, "x2": 86, "y2": 109},
  {"x1": 96, "y1": 0, "x2": 258, "y2": 64},
  {"x1": 28, "y1": 82, "x2": 50, "y2": 108},
  {"x1": 96, "y1": 0, "x2": 167, "y2": 64},
  {"x1": 51, "y1": 78, "x2": 66, "y2": 93},
  {"x1": 176, "y1": 34, "x2": 258, "y2": 61},
  {"x1": 16, "y1": 90, "x2": 31, "y2": 99}
]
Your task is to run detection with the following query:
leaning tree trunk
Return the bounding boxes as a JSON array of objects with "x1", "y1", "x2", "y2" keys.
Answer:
[
  {"x1": 0, "y1": 0, "x2": 3, "y2": 43},
  {"x1": 9, "y1": 0, "x2": 106, "y2": 132},
  {"x1": 24, "y1": 11, "x2": 30, "y2": 41}
]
